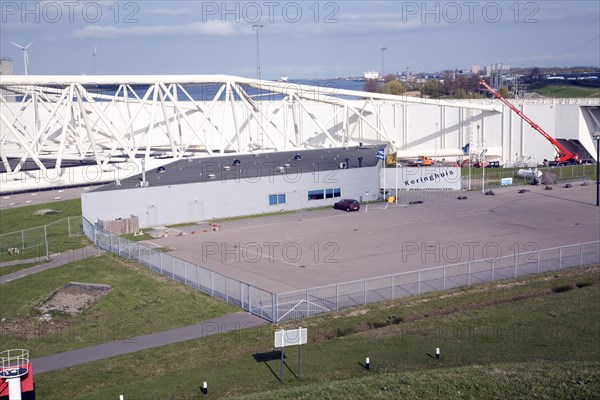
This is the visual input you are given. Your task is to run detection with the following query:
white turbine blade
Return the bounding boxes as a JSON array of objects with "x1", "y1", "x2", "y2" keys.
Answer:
[
  {"x1": 93, "y1": 43, "x2": 97, "y2": 56},
  {"x1": 24, "y1": 41, "x2": 34, "y2": 50},
  {"x1": 10, "y1": 41, "x2": 24, "y2": 50}
]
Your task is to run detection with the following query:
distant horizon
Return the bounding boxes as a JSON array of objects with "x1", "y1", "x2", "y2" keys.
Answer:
[{"x1": 1, "y1": 1, "x2": 598, "y2": 78}]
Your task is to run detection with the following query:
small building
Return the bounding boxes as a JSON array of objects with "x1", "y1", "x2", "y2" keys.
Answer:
[{"x1": 82, "y1": 146, "x2": 385, "y2": 228}]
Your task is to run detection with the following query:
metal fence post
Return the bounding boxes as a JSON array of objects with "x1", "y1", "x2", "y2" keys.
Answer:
[
  {"x1": 443, "y1": 265, "x2": 446, "y2": 290},
  {"x1": 305, "y1": 289, "x2": 309, "y2": 317},
  {"x1": 226, "y1": 278, "x2": 229, "y2": 302},
  {"x1": 418, "y1": 270, "x2": 421, "y2": 294},
  {"x1": 211, "y1": 271, "x2": 214, "y2": 296},
  {"x1": 468, "y1": 262, "x2": 471, "y2": 286},
  {"x1": 184, "y1": 261, "x2": 187, "y2": 285},
  {"x1": 491, "y1": 259, "x2": 495, "y2": 281},
  {"x1": 580, "y1": 244, "x2": 583, "y2": 266},
  {"x1": 363, "y1": 280, "x2": 367, "y2": 305},
  {"x1": 44, "y1": 224, "x2": 49, "y2": 261},
  {"x1": 336, "y1": 283, "x2": 339, "y2": 311},
  {"x1": 272, "y1": 293, "x2": 277, "y2": 323},
  {"x1": 391, "y1": 274, "x2": 395, "y2": 300},
  {"x1": 537, "y1": 251, "x2": 540, "y2": 274},
  {"x1": 21, "y1": 229, "x2": 24, "y2": 249},
  {"x1": 197, "y1": 266, "x2": 200, "y2": 290},
  {"x1": 559, "y1": 247, "x2": 562, "y2": 271},
  {"x1": 514, "y1": 247, "x2": 518, "y2": 278},
  {"x1": 68, "y1": 216, "x2": 71, "y2": 236}
]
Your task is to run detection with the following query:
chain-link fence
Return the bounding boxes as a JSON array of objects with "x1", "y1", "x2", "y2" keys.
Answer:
[
  {"x1": 82, "y1": 217, "x2": 599, "y2": 325},
  {"x1": 0, "y1": 216, "x2": 84, "y2": 263},
  {"x1": 84, "y1": 218, "x2": 275, "y2": 322},
  {"x1": 462, "y1": 164, "x2": 597, "y2": 191},
  {"x1": 274, "y1": 241, "x2": 600, "y2": 323}
]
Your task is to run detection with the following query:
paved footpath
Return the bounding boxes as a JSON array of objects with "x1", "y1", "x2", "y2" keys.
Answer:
[
  {"x1": 0, "y1": 246, "x2": 99, "y2": 284},
  {"x1": 31, "y1": 311, "x2": 267, "y2": 373}
]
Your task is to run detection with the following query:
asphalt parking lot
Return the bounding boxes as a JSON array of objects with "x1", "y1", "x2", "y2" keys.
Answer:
[{"x1": 155, "y1": 184, "x2": 600, "y2": 293}]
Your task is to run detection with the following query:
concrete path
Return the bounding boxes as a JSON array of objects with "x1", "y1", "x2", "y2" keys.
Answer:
[
  {"x1": 0, "y1": 246, "x2": 99, "y2": 284},
  {"x1": 31, "y1": 311, "x2": 267, "y2": 373}
]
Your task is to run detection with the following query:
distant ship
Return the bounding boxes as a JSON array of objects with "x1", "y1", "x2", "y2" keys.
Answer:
[
  {"x1": 278, "y1": 76, "x2": 288, "y2": 82},
  {"x1": 364, "y1": 70, "x2": 380, "y2": 80}
]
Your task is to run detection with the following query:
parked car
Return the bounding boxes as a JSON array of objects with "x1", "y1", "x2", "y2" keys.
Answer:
[
  {"x1": 334, "y1": 199, "x2": 360, "y2": 212},
  {"x1": 486, "y1": 161, "x2": 502, "y2": 168}
]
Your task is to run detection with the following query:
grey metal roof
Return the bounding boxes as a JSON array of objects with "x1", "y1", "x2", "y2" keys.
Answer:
[{"x1": 92, "y1": 145, "x2": 386, "y2": 192}]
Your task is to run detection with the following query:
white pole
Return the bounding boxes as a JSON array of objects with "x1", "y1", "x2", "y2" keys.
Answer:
[{"x1": 7, "y1": 378, "x2": 22, "y2": 400}]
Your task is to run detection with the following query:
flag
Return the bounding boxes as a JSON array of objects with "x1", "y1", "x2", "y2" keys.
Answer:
[
  {"x1": 375, "y1": 149, "x2": 385, "y2": 160},
  {"x1": 462, "y1": 143, "x2": 470, "y2": 155}
]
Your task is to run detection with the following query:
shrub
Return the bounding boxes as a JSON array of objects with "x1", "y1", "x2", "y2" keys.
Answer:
[{"x1": 552, "y1": 284, "x2": 573, "y2": 293}]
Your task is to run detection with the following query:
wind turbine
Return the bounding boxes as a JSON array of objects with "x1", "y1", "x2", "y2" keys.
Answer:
[
  {"x1": 92, "y1": 43, "x2": 98, "y2": 75},
  {"x1": 10, "y1": 41, "x2": 34, "y2": 76}
]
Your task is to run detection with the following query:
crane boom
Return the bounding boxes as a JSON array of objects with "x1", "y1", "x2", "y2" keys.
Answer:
[{"x1": 479, "y1": 80, "x2": 579, "y2": 164}]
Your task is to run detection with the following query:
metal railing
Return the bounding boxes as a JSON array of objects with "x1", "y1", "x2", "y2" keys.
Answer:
[
  {"x1": 83, "y1": 218, "x2": 275, "y2": 322},
  {"x1": 274, "y1": 241, "x2": 600, "y2": 323}
]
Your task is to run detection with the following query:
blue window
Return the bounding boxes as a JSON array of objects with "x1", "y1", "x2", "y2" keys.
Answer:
[
  {"x1": 308, "y1": 189, "x2": 324, "y2": 200},
  {"x1": 326, "y1": 188, "x2": 342, "y2": 198},
  {"x1": 269, "y1": 194, "x2": 286, "y2": 205}
]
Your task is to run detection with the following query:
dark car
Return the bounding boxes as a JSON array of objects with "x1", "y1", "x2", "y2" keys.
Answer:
[
  {"x1": 486, "y1": 161, "x2": 502, "y2": 168},
  {"x1": 334, "y1": 199, "x2": 360, "y2": 212}
]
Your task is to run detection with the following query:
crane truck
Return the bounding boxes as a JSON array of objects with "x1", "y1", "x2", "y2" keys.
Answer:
[{"x1": 479, "y1": 80, "x2": 581, "y2": 165}]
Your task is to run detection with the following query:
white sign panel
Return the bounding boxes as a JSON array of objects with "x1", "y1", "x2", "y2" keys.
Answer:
[
  {"x1": 275, "y1": 328, "x2": 307, "y2": 348},
  {"x1": 501, "y1": 177, "x2": 513, "y2": 186},
  {"x1": 382, "y1": 166, "x2": 461, "y2": 191}
]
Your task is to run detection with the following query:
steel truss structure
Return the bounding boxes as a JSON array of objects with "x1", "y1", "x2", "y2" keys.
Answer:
[{"x1": 0, "y1": 75, "x2": 499, "y2": 177}]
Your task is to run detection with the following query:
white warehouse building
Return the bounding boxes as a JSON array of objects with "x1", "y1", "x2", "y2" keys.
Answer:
[{"x1": 82, "y1": 146, "x2": 384, "y2": 228}]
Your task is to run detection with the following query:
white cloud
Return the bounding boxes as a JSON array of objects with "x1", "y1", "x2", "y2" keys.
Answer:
[
  {"x1": 74, "y1": 21, "x2": 240, "y2": 39},
  {"x1": 145, "y1": 8, "x2": 194, "y2": 17}
]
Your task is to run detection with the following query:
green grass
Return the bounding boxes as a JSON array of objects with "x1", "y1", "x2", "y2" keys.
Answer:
[
  {"x1": 0, "y1": 198, "x2": 88, "y2": 262},
  {"x1": 32, "y1": 265, "x2": 600, "y2": 399},
  {"x1": 535, "y1": 84, "x2": 600, "y2": 98},
  {"x1": 233, "y1": 361, "x2": 599, "y2": 400},
  {"x1": 0, "y1": 198, "x2": 82, "y2": 233},
  {"x1": 210, "y1": 209, "x2": 298, "y2": 222},
  {"x1": 0, "y1": 254, "x2": 237, "y2": 356}
]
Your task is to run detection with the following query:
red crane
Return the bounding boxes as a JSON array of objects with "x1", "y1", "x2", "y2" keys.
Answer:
[{"x1": 479, "y1": 80, "x2": 580, "y2": 165}]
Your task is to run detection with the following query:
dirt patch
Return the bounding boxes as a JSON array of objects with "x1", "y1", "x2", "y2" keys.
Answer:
[
  {"x1": 37, "y1": 282, "x2": 112, "y2": 315},
  {"x1": 33, "y1": 208, "x2": 59, "y2": 216}
]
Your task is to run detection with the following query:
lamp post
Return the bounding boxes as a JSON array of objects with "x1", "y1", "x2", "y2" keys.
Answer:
[
  {"x1": 594, "y1": 133, "x2": 600, "y2": 207},
  {"x1": 252, "y1": 24, "x2": 264, "y2": 148},
  {"x1": 380, "y1": 46, "x2": 387, "y2": 77},
  {"x1": 252, "y1": 24, "x2": 263, "y2": 82}
]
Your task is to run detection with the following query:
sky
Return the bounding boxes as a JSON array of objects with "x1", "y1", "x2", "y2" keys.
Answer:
[{"x1": 1, "y1": 0, "x2": 599, "y2": 79}]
